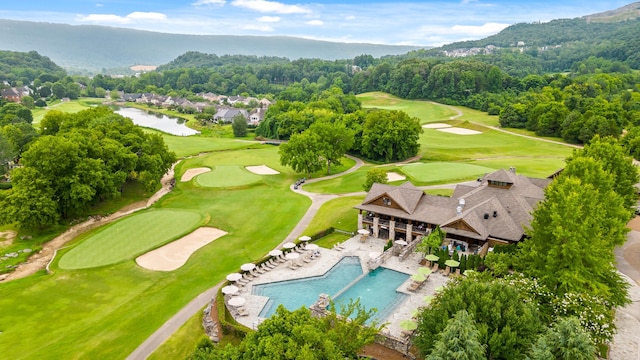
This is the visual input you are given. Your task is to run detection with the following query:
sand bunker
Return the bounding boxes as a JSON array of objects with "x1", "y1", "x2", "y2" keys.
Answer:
[
  {"x1": 181, "y1": 167, "x2": 211, "y2": 182},
  {"x1": 422, "y1": 123, "x2": 452, "y2": 129},
  {"x1": 135, "y1": 227, "x2": 227, "y2": 271},
  {"x1": 437, "y1": 127, "x2": 482, "y2": 135},
  {"x1": 246, "y1": 165, "x2": 280, "y2": 175},
  {"x1": 387, "y1": 172, "x2": 406, "y2": 182}
]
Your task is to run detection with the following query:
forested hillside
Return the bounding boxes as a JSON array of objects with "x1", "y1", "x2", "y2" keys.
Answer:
[
  {"x1": 0, "y1": 19, "x2": 422, "y2": 74},
  {"x1": 0, "y1": 50, "x2": 66, "y2": 83}
]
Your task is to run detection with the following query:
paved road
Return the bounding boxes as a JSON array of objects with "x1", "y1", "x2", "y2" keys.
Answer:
[{"x1": 127, "y1": 155, "x2": 368, "y2": 359}]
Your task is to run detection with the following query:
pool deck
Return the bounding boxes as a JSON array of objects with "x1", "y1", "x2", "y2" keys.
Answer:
[{"x1": 226, "y1": 235, "x2": 451, "y2": 339}]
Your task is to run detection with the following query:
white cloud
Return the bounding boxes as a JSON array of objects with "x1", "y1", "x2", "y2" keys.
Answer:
[
  {"x1": 77, "y1": 12, "x2": 167, "y2": 24},
  {"x1": 305, "y1": 20, "x2": 323, "y2": 26},
  {"x1": 231, "y1": 0, "x2": 311, "y2": 14},
  {"x1": 242, "y1": 24, "x2": 275, "y2": 31},
  {"x1": 95, "y1": 3, "x2": 103, "y2": 7},
  {"x1": 345, "y1": 15, "x2": 356, "y2": 20},
  {"x1": 257, "y1": 16, "x2": 281, "y2": 23},
  {"x1": 126, "y1": 12, "x2": 168, "y2": 21},
  {"x1": 192, "y1": 0, "x2": 226, "y2": 5}
]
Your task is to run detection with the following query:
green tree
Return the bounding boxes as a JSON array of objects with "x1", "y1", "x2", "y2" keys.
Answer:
[
  {"x1": 0, "y1": 133, "x2": 16, "y2": 175},
  {"x1": 279, "y1": 131, "x2": 323, "y2": 177},
  {"x1": 308, "y1": 121, "x2": 354, "y2": 175},
  {"x1": 528, "y1": 317, "x2": 595, "y2": 360},
  {"x1": 426, "y1": 310, "x2": 486, "y2": 360},
  {"x1": 192, "y1": 300, "x2": 380, "y2": 359},
  {"x1": 231, "y1": 114, "x2": 248, "y2": 137},
  {"x1": 415, "y1": 278, "x2": 542, "y2": 360},
  {"x1": 569, "y1": 136, "x2": 638, "y2": 212},
  {"x1": 360, "y1": 109, "x2": 422, "y2": 162},
  {"x1": 515, "y1": 169, "x2": 629, "y2": 307},
  {"x1": 363, "y1": 167, "x2": 388, "y2": 191},
  {"x1": 417, "y1": 225, "x2": 445, "y2": 257}
]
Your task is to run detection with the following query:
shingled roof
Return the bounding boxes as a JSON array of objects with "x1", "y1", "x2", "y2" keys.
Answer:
[{"x1": 355, "y1": 169, "x2": 551, "y2": 243}]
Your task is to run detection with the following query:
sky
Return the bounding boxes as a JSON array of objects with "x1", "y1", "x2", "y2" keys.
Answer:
[{"x1": 0, "y1": 0, "x2": 632, "y2": 46}]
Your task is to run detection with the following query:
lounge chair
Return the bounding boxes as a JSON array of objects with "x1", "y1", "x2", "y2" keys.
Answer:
[
  {"x1": 237, "y1": 306, "x2": 249, "y2": 317},
  {"x1": 288, "y1": 263, "x2": 298, "y2": 270},
  {"x1": 431, "y1": 263, "x2": 439, "y2": 273},
  {"x1": 256, "y1": 266, "x2": 267, "y2": 274},
  {"x1": 303, "y1": 254, "x2": 313, "y2": 263},
  {"x1": 407, "y1": 281, "x2": 422, "y2": 292},
  {"x1": 442, "y1": 267, "x2": 451, "y2": 277},
  {"x1": 455, "y1": 268, "x2": 461, "y2": 277}
]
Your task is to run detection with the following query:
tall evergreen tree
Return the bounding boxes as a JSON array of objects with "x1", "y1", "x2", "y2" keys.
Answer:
[{"x1": 427, "y1": 310, "x2": 486, "y2": 360}]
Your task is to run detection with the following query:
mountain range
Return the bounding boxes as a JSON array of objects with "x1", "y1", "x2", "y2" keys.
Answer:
[{"x1": 0, "y1": 19, "x2": 423, "y2": 73}]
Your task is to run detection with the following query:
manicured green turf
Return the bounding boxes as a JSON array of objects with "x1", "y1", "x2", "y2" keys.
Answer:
[
  {"x1": 303, "y1": 196, "x2": 364, "y2": 236},
  {"x1": 469, "y1": 157, "x2": 567, "y2": 178},
  {"x1": 59, "y1": 210, "x2": 202, "y2": 269},
  {"x1": 158, "y1": 132, "x2": 260, "y2": 158},
  {"x1": 419, "y1": 127, "x2": 574, "y2": 161},
  {"x1": 401, "y1": 162, "x2": 495, "y2": 183},
  {"x1": 31, "y1": 100, "x2": 93, "y2": 125},
  {"x1": 0, "y1": 147, "x2": 310, "y2": 359},
  {"x1": 358, "y1": 92, "x2": 458, "y2": 124},
  {"x1": 195, "y1": 165, "x2": 263, "y2": 188},
  {"x1": 147, "y1": 309, "x2": 204, "y2": 360}
]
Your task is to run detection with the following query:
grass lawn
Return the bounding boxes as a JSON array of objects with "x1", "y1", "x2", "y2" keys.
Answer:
[
  {"x1": 358, "y1": 92, "x2": 458, "y2": 124},
  {"x1": 469, "y1": 157, "x2": 567, "y2": 178},
  {"x1": 0, "y1": 146, "x2": 310, "y2": 359},
  {"x1": 31, "y1": 100, "x2": 94, "y2": 125},
  {"x1": 195, "y1": 165, "x2": 263, "y2": 188},
  {"x1": 303, "y1": 196, "x2": 364, "y2": 236},
  {"x1": 59, "y1": 210, "x2": 203, "y2": 269},
  {"x1": 400, "y1": 162, "x2": 495, "y2": 184},
  {"x1": 148, "y1": 309, "x2": 205, "y2": 360}
]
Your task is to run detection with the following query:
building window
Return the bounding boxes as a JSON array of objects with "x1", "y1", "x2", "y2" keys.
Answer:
[{"x1": 382, "y1": 197, "x2": 392, "y2": 206}]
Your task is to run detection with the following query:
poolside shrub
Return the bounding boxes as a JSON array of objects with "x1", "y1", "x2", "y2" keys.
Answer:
[
  {"x1": 383, "y1": 239, "x2": 393, "y2": 251},
  {"x1": 310, "y1": 227, "x2": 335, "y2": 241},
  {"x1": 216, "y1": 288, "x2": 250, "y2": 339}
]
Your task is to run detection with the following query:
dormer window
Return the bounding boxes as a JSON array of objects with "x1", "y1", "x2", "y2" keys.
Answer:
[{"x1": 382, "y1": 197, "x2": 392, "y2": 206}]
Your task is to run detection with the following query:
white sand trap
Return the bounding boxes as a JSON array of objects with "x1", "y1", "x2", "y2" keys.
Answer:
[
  {"x1": 246, "y1": 165, "x2": 280, "y2": 175},
  {"x1": 387, "y1": 172, "x2": 406, "y2": 182},
  {"x1": 181, "y1": 167, "x2": 211, "y2": 182},
  {"x1": 136, "y1": 227, "x2": 227, "y2": 271},
  {"x1": 437, "y1": 127, "x2": 482, "y2": 135},
  {"x1": 422, "y1": 123, "x2": 452, "y2": 129}
]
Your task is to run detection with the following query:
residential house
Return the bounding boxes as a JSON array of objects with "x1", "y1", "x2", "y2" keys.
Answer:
[
  {"x1": 1, "y1": 88, "x2": 21, "y2": 102},
  {"x1": 355, "y1": 168, "x2": 551, "y2": 251},
  {"x1": 249, "y1": 108, "x2": 267, "y2": 125},
  {"x1": 213, "y1": 107, "x2": 249, "y2": 123}
]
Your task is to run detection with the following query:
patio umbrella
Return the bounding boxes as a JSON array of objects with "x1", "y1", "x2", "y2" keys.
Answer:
[
  {"x1": 228, "y1": 296, "x2": 246, "y2": 307},
  {"x1": 434, "y1": 286, "x2": 444, "y2": 293},
  {"x1": 269, "y1": 249, "x2": 283, "y2": 257},
  {"x1": 411, "y1": 308, "x2": 422, "y2": 318},
  {"x1": 285, "y1": 252, "x2": 300, "y2": 260},
  {"x1": 399, "y1": 319, "x2": 417, "y2": 331},
  {"x1": 222, "y1": 285, "x2": 239, "y2": 295},
  {"x1": 357, "y1": 229, "x2": 369, "y2": 235},
  {"x1": 444, "y1": 259, "x2": 460, "y2": 268},
  {"x1": 241, "y1": 263, "x2": 256, "y2": 271},
  {"x1": 411, "y1": 273, "x2": 427, "y2": 282},
  {"x1": 282, "y1": 242, "x2": 296, "y2": 249},
  {"x1": 226, "y1": 273, "x2": 242, "y2": 282},
  {"x1": 369, "y1": 251, "x2": 382, "y2": 259},
  {"x1": 298, "y1": 235, "x2": 312, "y2": 242},
  {"x1": 463, "y1": 270, "x2": 477, "y2": 277},
  {"x1": 306, "y1": 244, "x2": 319, "y2": 251},
  {"x1": 424, "y1": 254, "x2": 439, "y2": 262},
  {"x1": 417, "y1": 267, "x2": 432, "y2": 276},
  {"x1": 394, "y1": 240, "x2": 408, "y2": 246}
]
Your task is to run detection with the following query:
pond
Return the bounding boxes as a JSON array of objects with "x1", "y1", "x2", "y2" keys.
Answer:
[{"x1": 115, "y1": 107, "x2": 200, "y2": 136}]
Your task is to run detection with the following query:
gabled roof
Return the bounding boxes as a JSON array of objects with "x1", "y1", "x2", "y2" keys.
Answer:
[
  {"x1": 356, "y1": 169, "x2": 551, "y2": 243},
  {"x1": 362, "y1": 182, "x2": 424, "y2": 214}
]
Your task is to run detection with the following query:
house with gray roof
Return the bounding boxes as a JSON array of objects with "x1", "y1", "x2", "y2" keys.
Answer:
[
  {"x1": 213, "y1": 107, "x2": 249, "y2": 123},
  {"x1": 355, "y1": 168, "x2": 551, "y2": 250}
]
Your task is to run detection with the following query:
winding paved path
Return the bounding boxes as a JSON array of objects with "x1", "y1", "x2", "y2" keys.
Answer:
[{"x1": 128, "y1": 103, "x2": 634, "y2": 359}]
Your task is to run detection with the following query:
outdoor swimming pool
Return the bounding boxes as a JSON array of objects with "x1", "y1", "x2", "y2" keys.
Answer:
[{"x1": 253, "y1": 256, "x2": 409, "y2": 322}]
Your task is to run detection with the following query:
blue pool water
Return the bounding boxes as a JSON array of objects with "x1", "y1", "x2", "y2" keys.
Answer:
[{"x1": 253, "y1": 256, "x2": 409, "y2": 322}]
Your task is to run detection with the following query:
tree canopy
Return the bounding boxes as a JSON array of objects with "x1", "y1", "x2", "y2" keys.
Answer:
[{"x1": 0, "y1": 107, "x2": 175, "y2": 228}]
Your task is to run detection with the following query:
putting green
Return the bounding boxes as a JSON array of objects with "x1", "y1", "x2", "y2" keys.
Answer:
[
  {"x1": 59, "y1": 210, "x2": 202, "y2": 269},
  {"x1": 401, "y1": 162, "x2": 495, "y2": 183},
  {"x1": 195, "y1": 165, "x2": 262, "y2": 188}
]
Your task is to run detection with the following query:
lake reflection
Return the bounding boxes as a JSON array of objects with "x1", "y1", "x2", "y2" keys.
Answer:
[{"x1": 115, "y1": 107, "x2": 200, "y2": 136}]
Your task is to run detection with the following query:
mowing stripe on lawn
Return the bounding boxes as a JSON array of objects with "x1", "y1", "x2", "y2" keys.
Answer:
[
  {"x1": 59, "y1": 210, "x2": 202, "y2": 269},
  {"x1": 401, "y1": 162, "x2": 495, "y2": 183}
]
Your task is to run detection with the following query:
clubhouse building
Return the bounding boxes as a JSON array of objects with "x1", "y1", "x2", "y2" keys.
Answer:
[{"x1": 355, "y1": 168, "x2": 551, "y2": 253}]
